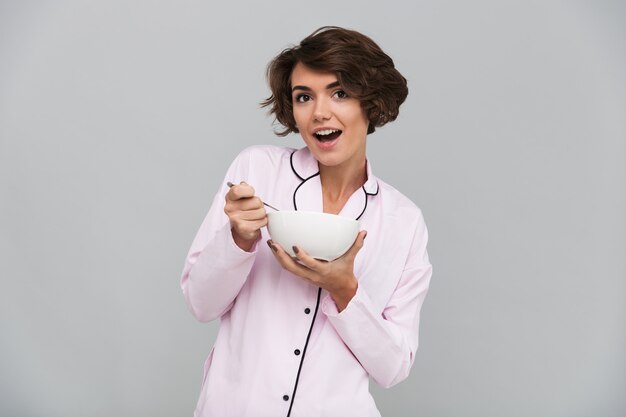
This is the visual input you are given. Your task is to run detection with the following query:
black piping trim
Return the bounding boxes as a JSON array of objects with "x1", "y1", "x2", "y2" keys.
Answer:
[
  {"x1": 356, "y1": 186, "x2": 369, "y2": 221},
  {"x1": 285, "y1": 149, "x2": 376, "y2": 412},
  {"x1": 286, "y1": 287, "x2": 322, "y2": 417},
  {"x1": 292, "y1": 172, "x2": 320, "y2": 211},
  {"x1": 289, "y1": 151, "x2": 306, "y2": 181},
  {"x1": 365, "y1": 182, "x2": 379, "y2": 196}
]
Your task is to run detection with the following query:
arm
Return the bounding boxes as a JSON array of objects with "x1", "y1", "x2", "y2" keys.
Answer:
[
  {"x1": 321, "y1": 215, "x2": 432, "y2": 388},
  {"x1": 180, "y1": 149, "x2": 261, "y2": 322},
  {"x1": 268, "y1": 211, "x2": 432, "y2": 387},
  {"x1": 322, "y1": 262, "x2": 431, "y2": 388}
]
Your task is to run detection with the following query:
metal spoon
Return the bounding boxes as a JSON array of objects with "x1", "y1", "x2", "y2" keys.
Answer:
[{"x1": 227, "y1": 182, "x2": 279, "y2": 211}]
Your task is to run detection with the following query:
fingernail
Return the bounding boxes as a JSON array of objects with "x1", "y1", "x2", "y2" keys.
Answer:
[
  {"x1": 292, "y1": 246, "x2": 299, "y2": 254},
  {"x1": 271, "y1": 244, "x2": 278, "y2": 253},
  {"x1": 266, "y1": 240, "x2": 272, "y2": 249},
  {"x1": 363, "y1": 231, "x2": 367, "y2": 240}
]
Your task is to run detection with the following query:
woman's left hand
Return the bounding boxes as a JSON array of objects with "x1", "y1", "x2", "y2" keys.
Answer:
[{"x1": 267, "y1": 230, "x2": 367, "y2": 312}]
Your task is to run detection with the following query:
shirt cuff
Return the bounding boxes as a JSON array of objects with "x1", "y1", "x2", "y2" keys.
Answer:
[
  {"x1": 321, "y1": 283, "x2": 366, "y2": 318},
  {"x1": 196, "y1": 221, "x2": 258, "y2": 272},
  {"x1": 226, "y1": 223, "x2": 261, "y2": 255}
]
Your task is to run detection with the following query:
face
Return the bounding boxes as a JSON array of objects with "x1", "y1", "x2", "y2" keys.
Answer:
[{"x1": 290, "y1": 62, "x2": 369, "y2": 171}]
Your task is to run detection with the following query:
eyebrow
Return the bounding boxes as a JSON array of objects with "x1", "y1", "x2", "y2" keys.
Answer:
[{"x1": 292, "y1": 81, "x2": 341, "y2": 92}]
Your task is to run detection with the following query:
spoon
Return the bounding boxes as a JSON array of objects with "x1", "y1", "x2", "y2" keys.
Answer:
[{"x1": 227, "y1": 182, "x2": 279, "y2": 211}]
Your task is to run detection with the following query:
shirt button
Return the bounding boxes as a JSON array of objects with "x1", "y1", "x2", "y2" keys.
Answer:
[
  {"x1": 294, "y1": 349, "x2": 301, "y2": 356},
  {"x1": 283, "y1": 394, "x2": 290, "y2": 401},
  {"x1": 304, "y1": 308, "x2": 311, "y2": 314}
]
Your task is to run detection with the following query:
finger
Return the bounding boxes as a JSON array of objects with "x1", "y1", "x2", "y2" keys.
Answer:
[
  {"x1": 291, "y1": 245, "x2": 325, "y2": 271},
  {"x1": 226, "y1": 197, "x2": 264, "y2": 214},
  {"x1": 226, "y1": 182, "x2": 256, "y2": 201},
  {"x1": 225, "y1": 199, "x2": 264, "y2": 220},
  {"x1": 232, "y1": 215, "x2": 267, "y2": 231},
  {"x1": 236, "y1": 207, "x2": 268, "y2": 221},
  {"x1": 268, "y1": 241, "x2": 313, "y2": 279},
  {"x1": 229, "y1": 203, "x2": 266, "y2": 219},
  {"x1": 232, "y1": 219, "x2": 267, "y2": 240},
  {"x1": 228, "y1": 212, "x2": 264, "y2": 231},
  {"x1": 342, "y1": 230, "x2": 367, "y2": 260}
]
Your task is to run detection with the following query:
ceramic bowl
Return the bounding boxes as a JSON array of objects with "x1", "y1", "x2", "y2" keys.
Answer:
[{"x1": 266, "y1": 211, "x2": 360, "y2": 261}]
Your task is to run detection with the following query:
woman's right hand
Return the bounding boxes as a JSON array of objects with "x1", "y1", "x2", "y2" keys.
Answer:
[{"x1": 224, "y1": 181, "x2": 267, "y2": 252}]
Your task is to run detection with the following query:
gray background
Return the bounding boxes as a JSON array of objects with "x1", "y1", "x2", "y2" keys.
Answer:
[{"x1": 1, "y1": 0, "x2": 624, "y2": 416}]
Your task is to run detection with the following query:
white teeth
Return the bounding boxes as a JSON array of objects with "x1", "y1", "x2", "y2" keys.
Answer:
[{"x1": 315, "y1": 129, "x2": 339, "y2": 136}]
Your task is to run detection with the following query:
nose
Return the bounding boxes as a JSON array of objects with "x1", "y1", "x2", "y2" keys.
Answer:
[{"x1": 313, "y1": 97, "x2": 331, "y2": 121}]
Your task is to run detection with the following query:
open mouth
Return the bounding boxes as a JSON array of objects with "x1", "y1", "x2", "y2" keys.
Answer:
[{"x1": 314, "y1": 129, "x2": 342, "y2": 142}]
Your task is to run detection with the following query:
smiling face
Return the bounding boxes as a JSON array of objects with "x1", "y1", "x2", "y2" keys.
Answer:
[{"x1": 290, "y1": 62, "x2": 369, "y2": 171}]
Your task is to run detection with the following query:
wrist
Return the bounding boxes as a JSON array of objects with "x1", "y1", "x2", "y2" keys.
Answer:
[
  {"x1": 330, "y1": 277, "x2": 358, "y2": 312},
  {"x1": 231, "y1": 228, "x2": 259, "y2": 252}
]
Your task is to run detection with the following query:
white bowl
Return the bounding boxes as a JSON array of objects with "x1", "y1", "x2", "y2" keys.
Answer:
[{"x1": 266, "y1": 211, "x2": 360, "y2": 261}]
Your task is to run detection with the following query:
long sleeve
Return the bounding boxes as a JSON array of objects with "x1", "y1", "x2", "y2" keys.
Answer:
[
  {"x1": 180, "y1": 148, "x2": 259, "y2": 322},
  {"x1": 321, "y1": 212, "x2": 432, "y2": 388}
]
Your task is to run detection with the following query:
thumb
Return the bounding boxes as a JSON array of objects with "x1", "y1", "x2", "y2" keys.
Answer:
[{"x1": 345, "y1": 230, "x2": 367, "y2": 259}]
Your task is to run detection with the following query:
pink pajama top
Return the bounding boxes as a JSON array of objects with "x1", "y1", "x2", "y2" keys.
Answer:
[{"x1": 181, "y1": 145, "x2": 432, "y2": 417}]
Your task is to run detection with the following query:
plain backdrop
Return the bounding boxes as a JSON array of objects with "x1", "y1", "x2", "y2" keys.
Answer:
[{"x1": 1, "y1": 1, "x2": 624, "y2": 416}]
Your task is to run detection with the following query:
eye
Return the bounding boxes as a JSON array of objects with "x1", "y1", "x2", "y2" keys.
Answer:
[
  {"x1": 294, "y1": 94, "x2": 311, "y2": 103},
  {"x1": 333, "y1": 90, "x2": 348, "y2": 99}
]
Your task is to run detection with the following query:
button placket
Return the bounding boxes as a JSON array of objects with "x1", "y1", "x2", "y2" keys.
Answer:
[{"x1": 282, "y1": 284, "x2": 322, "y2": 415}]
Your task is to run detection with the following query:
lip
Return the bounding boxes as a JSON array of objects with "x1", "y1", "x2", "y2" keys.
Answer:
[{"x1": 311, "y1": 131, "x2": 341, "y2": 151}]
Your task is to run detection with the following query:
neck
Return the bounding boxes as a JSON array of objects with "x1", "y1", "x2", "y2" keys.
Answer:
[{"x1": 319, "y1": 157, "x2": 368, "y2": 214}]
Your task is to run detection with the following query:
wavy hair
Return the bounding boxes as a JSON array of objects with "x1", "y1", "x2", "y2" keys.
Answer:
[{"x1": 261, "y1": 26, "x2": 408, "y2": 136}]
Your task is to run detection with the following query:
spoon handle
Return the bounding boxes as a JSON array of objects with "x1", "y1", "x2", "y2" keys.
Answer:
[{"x1": 227, "y1": 182, "x2": 279, "y2": 212}]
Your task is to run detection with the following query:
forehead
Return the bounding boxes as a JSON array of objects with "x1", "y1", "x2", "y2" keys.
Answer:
[{"x1": 290, "y1": 62, "x2": 338, "y2": 88}]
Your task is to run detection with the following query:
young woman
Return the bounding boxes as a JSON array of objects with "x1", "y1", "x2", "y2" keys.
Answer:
[{"x1": 181, "y1": 26, "x2": 432, "y2": 417}]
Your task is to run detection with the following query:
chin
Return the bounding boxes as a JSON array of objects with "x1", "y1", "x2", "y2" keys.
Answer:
[{"x1": 315, "y1": 154, "x2": 344, "y2": 168}]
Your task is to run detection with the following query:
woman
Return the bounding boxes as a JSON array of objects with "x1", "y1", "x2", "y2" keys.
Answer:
[{"x1": 181, "y1": 26, "x2": 432, "y2": 417}]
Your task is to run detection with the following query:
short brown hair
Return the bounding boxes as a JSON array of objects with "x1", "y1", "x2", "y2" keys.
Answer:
[{"x1": 261, "y1": 26, "x2": 408, "y2": 136}]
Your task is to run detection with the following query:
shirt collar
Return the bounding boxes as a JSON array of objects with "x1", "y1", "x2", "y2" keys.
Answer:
[{"x1": 290, "y1": 146, "x2": 379, "y2": 196}]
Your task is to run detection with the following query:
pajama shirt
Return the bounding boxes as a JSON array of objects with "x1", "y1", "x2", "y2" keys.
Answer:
[{"x1": 181, "y1": 145, "x2": 432, "y2": 417}]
